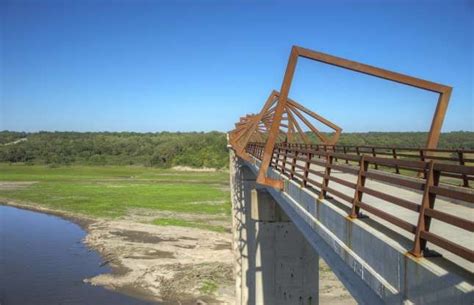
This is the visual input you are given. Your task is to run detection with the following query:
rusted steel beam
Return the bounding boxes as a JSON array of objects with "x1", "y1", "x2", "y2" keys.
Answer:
[{"x1": 252, "y1": 46, "x2": 451, "y2": 189}]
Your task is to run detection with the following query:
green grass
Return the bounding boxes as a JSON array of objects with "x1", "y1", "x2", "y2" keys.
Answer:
[
  {"x1": 199, "y1": 279, "x2": 219, "y2": 295},
  {"x1": 152, "y1": 218, "x2": 227, "y2": 233},
  {"x1": 0, "y1": 164, "x2": 230, "y2": 221}
]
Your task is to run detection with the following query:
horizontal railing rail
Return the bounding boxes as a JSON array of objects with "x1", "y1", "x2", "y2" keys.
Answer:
[
  {"x1": 265, "y1": 142, "x2": 473, "y2": 187},
  {"x1": 245, "y1": 142, "x2": 474, "y2": 264}
]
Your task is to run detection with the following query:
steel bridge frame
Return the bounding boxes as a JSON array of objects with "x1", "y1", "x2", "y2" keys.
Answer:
[{"x1": 251, "y1": 46, "x2": 452, "y2": 189}]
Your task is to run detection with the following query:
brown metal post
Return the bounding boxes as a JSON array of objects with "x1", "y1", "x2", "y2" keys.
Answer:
[
  {"x1": 274, "y1": 147, "x2": 281, "y2": 169},
  {"x1": 458, "y1": 150, "x2": 469, "y2": 187},
  {"x1": 372, "y1": 147, "x2": 378, "y2": 170},
  {"x1": 281, "y1": 145, "x2": 288, "y2": 174},
  {"x1": 351, "y1": 155, "x2": 369, "y2": 218},
  {"x1": 290, "y1": 150, "x2": 298, "y2": 180},
  {"x1": 303, "y1": 152, "x2": 312, "y2": 187},
  {"x1": 320, "y1": 154, "x2": 333, "y2": 199},
  {"x1": 392, "y1": 148, "x2": 400, "y2": 174},
  {"x1": 411, "y1": 161, "x2": 440, "y2": 257},
  {"x1": 343, "y1": 146, "x2": 349, "y2": 164}
]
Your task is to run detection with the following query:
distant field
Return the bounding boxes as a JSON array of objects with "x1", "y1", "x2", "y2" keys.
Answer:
[{"x1": 0, "y1": 164, "x2": 230, "y2": 231}]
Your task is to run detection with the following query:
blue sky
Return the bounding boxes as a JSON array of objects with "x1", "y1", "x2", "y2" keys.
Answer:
[{"x1": 1, "y1": 0, "x2": 472, "y2": 132}]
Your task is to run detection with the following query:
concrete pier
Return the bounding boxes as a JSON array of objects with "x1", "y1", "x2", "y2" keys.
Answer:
[{"x1": 231, "y1": 154, "x2": 319, "y2": 305}]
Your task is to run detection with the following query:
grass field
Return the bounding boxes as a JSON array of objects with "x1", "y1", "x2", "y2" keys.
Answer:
[{"x1": 0, "y1": 164, "x2": 230, "y2": 231}]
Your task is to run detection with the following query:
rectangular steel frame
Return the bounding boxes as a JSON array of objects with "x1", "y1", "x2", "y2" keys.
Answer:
[{"x1": 257, "y1": 46, "x2": 452, "y2": 189}]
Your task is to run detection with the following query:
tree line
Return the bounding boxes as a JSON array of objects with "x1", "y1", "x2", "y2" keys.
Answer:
[{"x1": 0, "y1": 131, "x2": 472, "y2": 168}]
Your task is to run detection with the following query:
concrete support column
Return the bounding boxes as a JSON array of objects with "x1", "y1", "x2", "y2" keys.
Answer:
[
  {"x1": 230, "y1": 151, "x2": 318, "y2": 305},
  {"x1": 250, "y1": 188, "x2": 319, "y2": 305},
  {"x1": 231, "y1": 152, "x2": 257, "y2": 305}
]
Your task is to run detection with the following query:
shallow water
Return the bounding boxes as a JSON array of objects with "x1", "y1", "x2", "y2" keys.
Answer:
[{"x1": 0, "y1": 205, "x2": 154, "y2": 305}]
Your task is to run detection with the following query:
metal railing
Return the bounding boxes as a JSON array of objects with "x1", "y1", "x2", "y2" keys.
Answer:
[
  {"x1": 272, "y1": 143, "x2": 474, "y2": 187},
  {"x1": 246, "y1": 142, "x2": 474, "y2": 263}
]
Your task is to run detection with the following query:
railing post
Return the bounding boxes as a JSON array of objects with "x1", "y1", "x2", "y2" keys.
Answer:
[
  {"x1": 281, "y1": 145, "x2": 288, "y2": 174},
  {"x1": 343, "y1": 146, "x2": 349, "y2": 164},
  {"x1": 302, "y1": 152, "x2": 312, "y2": 187},
  {"x1": 290, "y1": 149, "x2": 298, "y2": 180},
  {"x1": 458, "y1": 150, "x2": 469, "y2": 187},
  {"x1": 320, "y1": 153, "x2": 333, "y2": 199},
  {"x1": 272, "y1": 146, "x2": 278, "y2": 165},
  {"x1": 351, "y1": 155, "x2": 368, "y2": 218},
  {"x1": 411, "y1": 160, "x2": 440, "y2": 257},
  {"x1": 274, "y1": 147, "x2": 281, "y2": 169},
  {"x1": 392, "y1": 148, "x2": 400, "y2": 174},
  {"x1": 372, "y1": 147, "x2": 378, "y2": 170},
  {"x1": 419, "y1": 150, "x2": 427, "y2": 179}
]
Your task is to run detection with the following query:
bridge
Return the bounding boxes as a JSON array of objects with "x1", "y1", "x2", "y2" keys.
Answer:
[{"x1": 228, "y1": 46, "x2": 473, "y2": 305}]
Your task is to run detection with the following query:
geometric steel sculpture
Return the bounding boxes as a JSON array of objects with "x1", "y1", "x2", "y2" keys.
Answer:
[
  {"x1": 228, "y1": 90, "x2": 342, "y2": 163},
  {"x1": 255, "y1": 46, "x2": 452, "y2": 189}
]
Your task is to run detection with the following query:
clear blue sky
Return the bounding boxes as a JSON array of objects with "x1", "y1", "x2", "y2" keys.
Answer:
[{"x1": 1, "y1": 0, "x2": 472, "y2": 132}]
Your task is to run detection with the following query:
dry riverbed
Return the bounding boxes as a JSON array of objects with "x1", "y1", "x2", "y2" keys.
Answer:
[
  {"x1": 1, "y1": 182, "x2": 354, "y2": 305},
  {"x1": 1, "y1": 198, "x2": 234, "y2": 304}
]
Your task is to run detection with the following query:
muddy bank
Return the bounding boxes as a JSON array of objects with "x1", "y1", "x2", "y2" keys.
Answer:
[
  {"x1": 1, "y1": 197, "x2": 354, "y2": 305},
  {"x1": 84, "y1": 220, "x2": 234, "y2": 304},
  {"x1": 1, "y1": 200, "x2": 234, "y2": 304}
]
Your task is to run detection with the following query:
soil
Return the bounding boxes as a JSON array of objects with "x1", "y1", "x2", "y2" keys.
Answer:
[{"x1": 1, "y1": 180, "x2": 355, "y2": 305}]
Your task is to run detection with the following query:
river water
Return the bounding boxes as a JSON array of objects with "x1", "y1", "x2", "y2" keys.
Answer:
[{"x1": 0, "y1": 205, "x2": 153, "y2": 305}]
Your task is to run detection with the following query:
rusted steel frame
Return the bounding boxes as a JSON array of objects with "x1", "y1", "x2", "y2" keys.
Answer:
[
  {"x1": 351, "y1": 155, "x2": 369, "y2": 218},
  {"x1": 287, "y1": 98, "x2": 341, "y2": 131},
  {"x1": 256, "y1": 47, "x2": 299, "y2": 189},
  {"x1": 287, "y1": 105, "x2": 329, "y2": 143},
  {"x1": 287, "y1": 118, "x2": 294, "y2": 143},
  {"x1": 411, "y1": 161, "x2": 440, "y2": 257},
  {"x1": 286, "y1": 110, "x2": 311, "y2": 144},
  {"x1": 295, "y1": 46, "x2": 451, "y2": 149},
  {"x1": 286, "y1": 99, "x2": 342, "y2": 144},
  {"x1": 231, "y1": 91, "x2": 279, "y2": 160}
]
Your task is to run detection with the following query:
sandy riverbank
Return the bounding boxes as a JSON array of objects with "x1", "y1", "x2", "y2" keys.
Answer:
[
  {"x1": 1, "y1": 195, "x2": 354, "y2": 305},
  {"x1": 1, "y1": 199, "x2": 235, "y2": 304}
]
